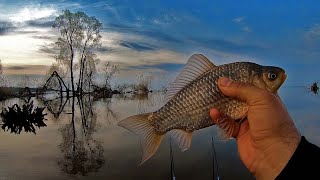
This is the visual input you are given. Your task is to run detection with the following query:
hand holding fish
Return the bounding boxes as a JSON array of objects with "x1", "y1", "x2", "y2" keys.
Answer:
[
  {"x1": 210, "y1": 77, "x2": 301, "y2": 180},
  {"x1": 118, "y1": 54, "x2": 290, "y2": 166}
]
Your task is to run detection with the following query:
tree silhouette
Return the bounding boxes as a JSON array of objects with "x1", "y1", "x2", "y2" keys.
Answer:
[
  {"x1": 0, "y1": 101, "x2": 47, "y2": 134},
  {"x1": 53, "y1": 9, "x2": 102, "y2": 95}
]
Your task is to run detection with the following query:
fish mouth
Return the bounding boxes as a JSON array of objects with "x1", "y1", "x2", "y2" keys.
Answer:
[
  {"x1": 282, "y1": 73, "x2": 287, "y2": 83},
  {"x1": 273, "y1": 72, "x2": 287, "y2": 93},
  {"x1": 267, "y1": 72, "x2": 287, "y2": 93}
]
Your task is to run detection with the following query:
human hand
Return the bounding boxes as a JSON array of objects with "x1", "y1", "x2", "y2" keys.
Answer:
[{"x1": 210, "y1": 77, "x2": 301, "y2": 180}]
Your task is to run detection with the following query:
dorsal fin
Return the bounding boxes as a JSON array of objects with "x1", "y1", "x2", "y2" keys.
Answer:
[{"x1": 165, "y1": 54, "x2": 216, "y2": 102}]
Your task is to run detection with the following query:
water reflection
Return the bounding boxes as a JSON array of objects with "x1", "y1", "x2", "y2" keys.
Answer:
[
  {"x1": 38, "y1": 96, "x2": 68, "y2": 119},
  {"x1": 57, "y1": 116, "x2": 104, "y2": 175},
  {"x1": 1, "y1": 89, "x2": 318, "y2": 179},
  {"x1": 57, "y1": 96, "x2": 106, "y2": 176},
  {"x1": 98, "y1": 97, "x2": 118, "y2": 125},
  {"x1": 0, "y1": 101, "x2": 47, "y2": 134}
]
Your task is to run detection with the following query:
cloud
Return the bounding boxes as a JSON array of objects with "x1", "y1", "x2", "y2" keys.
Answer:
[
  {"x1": 32, "y1": 35, "x2": 56, "y2": 40},
  {"x1": 3, "y1": 65, "x2": 50, "y2": 75},
  {"x1": 8, "y1": 6, "x2": 57, "y2": 23},
  {"x1": 233, "y1": 16, "x2": 246, "y2": 23},
  {"x1": 100, "y1": 48, "x2": 186, "y2": 70},
  {"x1": 38, "y1": 43, "x2": 59, "y2": 55},
  {"x1": 126, "y1": 63, "x2": 183, "y2": 72},
  {"x1": 14, "y1": 30, "x2": 40, "y2": 34},
  {"x1": 5, "y1": 66, "x2": 26, "y2": 70},
  {"x1": 96, "y1": 46, "x2": 110, "y2": 53},
  {"x1": 104, "y1": 23, "x2": 182, "y2": 44},
  {"x1": 242, "y1": 26, "x2": 252, "y2": 32},
  {"x1": 0, "y1": 20, "x2": 15, "y2": 35},
  {"x1": 55, "y1": 2, "x2": 83, "y2": 9},
  {"x1": 26, "y1": 19, "x2": 55, "y2": 28},
  {"x1": 0, "y1": 4, "x2": 57, "y2": 36},
  {"x1": 233, "y1": 16, "x2": 252, "y2": 33},
  {"x1": 91, "y1": 1, "x2": 120, "y2": 20},
  {"x1": 193, "y1": 38, "x2": 264, "y2": 54},
  {"x1": 118, "y1": 40, "x2": 155, "y2": 51},
  {"x1": 152, "y1": 13, "x2": 181, "y2": 25},
  {"x1": 305, "y1": 24, "x2": 320, "y2": 40}
]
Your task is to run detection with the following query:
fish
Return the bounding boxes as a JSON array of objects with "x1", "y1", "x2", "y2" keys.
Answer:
[{"x1": 118, "y1": 54, "x2": 287, "y2": 164}]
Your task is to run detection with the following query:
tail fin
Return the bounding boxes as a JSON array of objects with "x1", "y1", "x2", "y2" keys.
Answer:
[{"x1": 118, "y1": 113, "x2": 164, "y2": 164}]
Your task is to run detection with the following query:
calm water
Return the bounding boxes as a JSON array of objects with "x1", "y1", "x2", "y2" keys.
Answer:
[{"x1": 0, "y1": 87, "x2": 319, "y2": 180}]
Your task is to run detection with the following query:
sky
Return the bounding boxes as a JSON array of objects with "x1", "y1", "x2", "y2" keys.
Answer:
[{"x1": 0, "y1": 0, "x2": 320, "y2": 88}]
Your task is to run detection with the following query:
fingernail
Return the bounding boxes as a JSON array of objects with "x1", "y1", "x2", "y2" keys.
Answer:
[{"x1": 219, "y1": 77, "x2": 231, "y2": 87}]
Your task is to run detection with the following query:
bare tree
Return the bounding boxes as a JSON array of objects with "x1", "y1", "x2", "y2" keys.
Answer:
[
  {"x1": 77, "y1": 15, "x2": 102, "y2": 93},
  {"x1": 53, "y1": 10, "x2": 81, "y2": 95},
  {"x1": 114, "y1": 83, "x2": 129, "y2": 94},
  {"x1": 0, "y1": 59, "x2": 2, "y2": 75},
  {"x1": 81, "y1": 51, "x2": 100, "y2": 92},
  {"x1": 133, "y1": 73, "x2": 153, "y2": 94},
  {"x1": 0, "y1": 59, "x2": 9, "y2": 87},
  {"x1": 53, "y1": 10, "x2": 102, "y2": 95},
  {"x1": 102, "y1": 61, "x2": 118, "y2": 89}
]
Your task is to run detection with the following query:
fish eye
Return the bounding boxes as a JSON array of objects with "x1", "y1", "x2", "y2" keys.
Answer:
[{"x1": 268, "y1": 72, "x2": 277, "y2": 81}]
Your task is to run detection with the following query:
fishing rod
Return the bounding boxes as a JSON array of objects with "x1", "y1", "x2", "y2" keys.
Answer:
[
  {"x1": 212, "y1": 137, "x2": 220, "y2": 180},
  {"x1": 170, "y1": 137, "x2": 176, "y2": 180}
]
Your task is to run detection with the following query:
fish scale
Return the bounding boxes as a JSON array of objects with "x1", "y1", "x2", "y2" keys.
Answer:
[
  {"x1": 118, "y1": 54, "x2": 287, "y2": 164},
  {"x1": 153, "y1": 62, "x2": 251, "y2": 133}
]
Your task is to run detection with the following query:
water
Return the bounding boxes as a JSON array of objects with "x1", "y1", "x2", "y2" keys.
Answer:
[{"x1": 0, "y1": 86, "x2": 319, "y2": 180}]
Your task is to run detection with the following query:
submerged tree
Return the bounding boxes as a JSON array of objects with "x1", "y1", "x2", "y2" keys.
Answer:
[
  {"x1": 0, "y1": 101, "x2": 47, "y2": 134},
  {"x1": 52, "y1": 9, "x2": 102, "y2": 95},
  {"x1": 132, "y1": 73, "x2": 153, "y2": 94},
  {"x1": 0, "y1": 59, "x2": 6, "y2": 87},
  {"x1": 0, "y1": 59, "x2": 2, "y2": 75},
  {"x1": 102, "y1": 61, "x2": 118, "y2": 89}
]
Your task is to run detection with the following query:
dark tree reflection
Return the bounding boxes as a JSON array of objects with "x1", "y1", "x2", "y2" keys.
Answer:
[
  {"x1": 99, "y1": 97, "x2": 118, "y2": 125},
  {"x1": 57, "y1": 96, "x2": 105, "y2": 176},
  {"x1": 0, "y1": 101, "x2": 47, "y2": 134},
  {"x1": 38, "y1": 96, "x2": 68, "y2": 119}
]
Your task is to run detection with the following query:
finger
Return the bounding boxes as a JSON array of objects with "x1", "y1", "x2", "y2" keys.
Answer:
[
  {"x1": 218, "y1": 77, "x2": 265, "y2": 105},
  {"x1": 210, "y1": 108, "x2": 220, "y2": 123},
  {"x1": 235, "y1": 119, "x2": 249, "y2": 139}
]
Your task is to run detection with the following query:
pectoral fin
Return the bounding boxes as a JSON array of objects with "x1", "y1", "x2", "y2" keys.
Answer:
[{"x1": 216, "y1": 115, "x2": 241, "y2": 140}]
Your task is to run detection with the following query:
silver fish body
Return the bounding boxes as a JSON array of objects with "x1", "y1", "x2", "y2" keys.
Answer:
[
  {"x1": 151, "y1": 62, "x2": 252, "y2": 134},
  {"x1": 118, "y1": 54, "x2": 287, "y2": 164}
]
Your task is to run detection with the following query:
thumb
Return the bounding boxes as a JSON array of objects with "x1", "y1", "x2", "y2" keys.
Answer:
[{"x1": 218, "y1": 77, "x2": 264, "y2": 105}]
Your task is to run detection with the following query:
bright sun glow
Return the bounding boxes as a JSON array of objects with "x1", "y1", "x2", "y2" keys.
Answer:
[{"x1": 0, "y1": 32, "x2": 53, "y2": 65}]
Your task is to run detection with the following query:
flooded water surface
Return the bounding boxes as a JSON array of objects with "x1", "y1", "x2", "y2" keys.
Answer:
[{"x1": 0, "y1": 87, "x2": 320, "y2": 180}]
